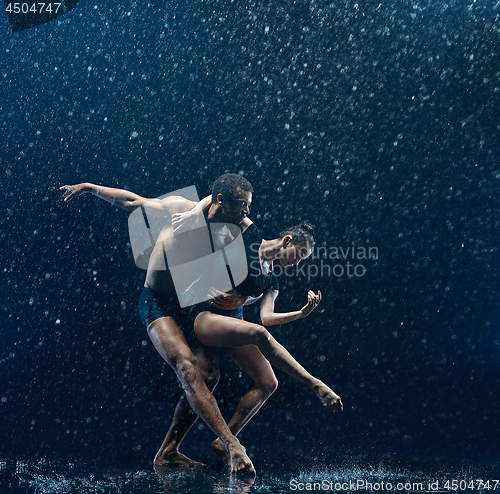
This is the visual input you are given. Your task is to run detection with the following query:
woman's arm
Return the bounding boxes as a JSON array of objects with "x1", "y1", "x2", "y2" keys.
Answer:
[
  {"x1": 208, "y1": 288, "x2": 262, "y2": 311},
  {"x1": 60, "y1": 182, "x2": 156, "y2": 212},
  {"x1": 192, "y1": 195, "x2": 212, "y2": 214},
  {"x1": 259, "y1": 289, "x2": 322, "y2": 326},
  {"x1": 171, "y1": 195, "x2": 212, "y2": 233}
]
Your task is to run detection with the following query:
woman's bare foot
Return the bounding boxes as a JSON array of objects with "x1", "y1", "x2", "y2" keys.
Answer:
[
  {"x1": 153, "y1": 450, "x2": 206, "y2": 468},
  {"x1": 211, "y1": 437, "x2": 226, "y2": 458},
  {"x1": 219, "y1": 439, "x2": 256, "y2": 475},
  {"x1": 314, "y1": 380, "x2": 343, "y2": 411}
]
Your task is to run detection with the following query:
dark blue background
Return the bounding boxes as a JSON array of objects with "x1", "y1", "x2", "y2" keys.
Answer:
[{"x1": 1, "y1": 0, "x2": 499, "y2": 464}]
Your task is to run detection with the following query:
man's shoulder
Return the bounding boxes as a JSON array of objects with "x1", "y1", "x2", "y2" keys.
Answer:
[{"x1": 159, "y1": 195, "x2": 198, "y2": 214}]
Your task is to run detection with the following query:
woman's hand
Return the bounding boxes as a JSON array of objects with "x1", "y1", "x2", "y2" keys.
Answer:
[
  {"x1": 313, "y1": 380, "x2": 343, "y2": 412},
  {"x1": 300, "y1": 290, "x2": 322, "y2": 317},
  {"x1": 171, "y1": 210, "x2": 200, "y2": 234},
  {"x1": 209, "y1": 287, "x2": 247, "y2": 311},
  {"x1": 60, "y1": 183, "x2": 89, "y2": 202}
]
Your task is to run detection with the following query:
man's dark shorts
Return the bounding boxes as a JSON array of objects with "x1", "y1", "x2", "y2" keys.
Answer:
[
  {"x1": 140, "y1": 286, "x2": 245, "y2": 351},
  {"x1": 139, "y1": 286, "x2": 204, "y2": 349}
]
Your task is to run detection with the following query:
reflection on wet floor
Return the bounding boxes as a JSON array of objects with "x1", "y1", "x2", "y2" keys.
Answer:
[{"x1": 2, "y1": 453, "x2": 499, "y2": 493}]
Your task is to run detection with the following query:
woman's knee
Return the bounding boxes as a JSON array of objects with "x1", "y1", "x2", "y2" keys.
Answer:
[
  {"x1": 260, "y1": 375, "x2": 278, "y2": 398},
  {"x1": 252, "y1": 364, "x2": 278, "y2": 398},
  {"x1": 250, "y1": 324, "x2": 272, "y2": 344}
]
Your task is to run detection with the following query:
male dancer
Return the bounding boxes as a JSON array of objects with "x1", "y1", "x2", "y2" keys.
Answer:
[{"x1": 60, "y1": 174, "x2": 255, "y2": 473}]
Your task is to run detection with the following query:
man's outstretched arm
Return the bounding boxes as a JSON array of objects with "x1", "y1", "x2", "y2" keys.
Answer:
[
  {"x1": 60, "y1": 182, "x2": 153, "y2": 212},
  {"x1": 60, "y1": 183, "x2": 211, "y2": 215}
]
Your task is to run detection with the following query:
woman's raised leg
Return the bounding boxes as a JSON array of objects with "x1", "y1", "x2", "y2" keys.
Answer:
[{"x1": 193, "y1": 312, "x2": 343, "y2": 412}]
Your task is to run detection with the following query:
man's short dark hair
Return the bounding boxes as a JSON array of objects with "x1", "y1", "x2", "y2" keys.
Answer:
[{"x1": 211, "y1": 173, "x2": 254, "y2": 203}]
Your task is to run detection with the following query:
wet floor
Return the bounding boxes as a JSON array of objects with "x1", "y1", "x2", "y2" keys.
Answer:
[{"x1": 2, "y1": 452, "x2": 499, "y2": 493}]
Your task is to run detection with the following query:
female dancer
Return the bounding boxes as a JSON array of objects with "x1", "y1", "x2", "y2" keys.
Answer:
[{"x1": 178, "y1": 212, "x2": 343, "y2": 459}]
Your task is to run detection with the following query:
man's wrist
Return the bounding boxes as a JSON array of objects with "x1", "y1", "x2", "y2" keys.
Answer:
[{"x1": 87, "y1": 184, "x2": 100, "y2": 196}]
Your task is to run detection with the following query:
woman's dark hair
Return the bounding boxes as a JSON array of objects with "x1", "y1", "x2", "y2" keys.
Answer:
[
  {"x1": 211, "y1": 173, "x2": 254, "y2": 204},
  {"x1": 279, "y1": 221, "x2": 315, "y2": 248}
]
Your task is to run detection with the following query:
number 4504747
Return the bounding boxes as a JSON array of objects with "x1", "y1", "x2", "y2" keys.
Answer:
[
  {"x1": 5, "y1": 3, "x2": 62, "y2": 14},
  {"x1": 443, "y1": 479, "x2": 499, "y2": 490}
]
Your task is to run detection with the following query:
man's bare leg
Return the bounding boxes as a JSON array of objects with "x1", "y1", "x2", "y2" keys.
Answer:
[
  {"x1": 210, "y1": 344, "x2": 278, "y2": 457},
  {"x1": 154, "y1": 347, "x2": 220, "y2": 467},
  {"x1": 156, "y1": 344, "x2": 278, "y2": 463},
  {"x1": 147, "y1": 316, "x2": 255, "y2": 474},
  {"x1": 154, "y1": 394, "x2": 203, "y2": 467}
]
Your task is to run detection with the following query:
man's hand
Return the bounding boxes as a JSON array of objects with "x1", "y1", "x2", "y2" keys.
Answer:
[
  {"x1": 300, "y1": 290, "x2": 322, "y2": 318},
  {"x1": 60, "y1": 183, "x2": 89, "y2": 202},
  {"x1": 209, "y1": 287, "x2": 247, "y2": 311}
]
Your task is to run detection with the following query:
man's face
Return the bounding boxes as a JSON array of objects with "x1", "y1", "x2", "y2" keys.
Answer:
[{"x1": 219, "y1": 187, "x2": 252, "y2": 225}]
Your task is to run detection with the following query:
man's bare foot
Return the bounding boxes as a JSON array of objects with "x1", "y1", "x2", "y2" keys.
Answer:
[
  {"x1": 153, "y1": 450, "x2": 206, "y2": 468},
  {"x1": 219, "y1": 439, "x2": 256, "y2": 475},
  {"x1": 314, "y1": 381, "x2": 343, "y2": 411}
]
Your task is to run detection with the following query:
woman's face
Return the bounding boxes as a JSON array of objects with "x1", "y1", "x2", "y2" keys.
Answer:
[{"x1": 278, "y1": 240, "x2": 313, "y2": 267}]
